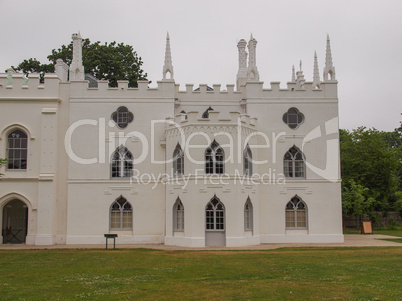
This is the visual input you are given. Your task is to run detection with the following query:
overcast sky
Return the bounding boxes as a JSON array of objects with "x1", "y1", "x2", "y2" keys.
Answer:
[{"x1": 1, "y1": 0, "x2": 401, "y2": 131}]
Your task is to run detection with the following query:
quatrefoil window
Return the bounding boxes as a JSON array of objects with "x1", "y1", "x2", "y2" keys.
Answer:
[
  {"x1": 111, "y1": 107, "x2": 134, "y2": 129},
  {"x1": 283, "y1": 108, "x2": 304, "y2": 129}
]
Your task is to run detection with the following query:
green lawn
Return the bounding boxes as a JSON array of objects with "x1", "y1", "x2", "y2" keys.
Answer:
[
  {"x1": 344, "y1": 227, "x2": 402, "y2": 237},
  {"x1": 375, "y1": 229, "x2": 402, "y2": 244},
  {"x1": 379, "y1": 238, "x2": 402, "y2": 243},
  {"x1": 374, "y1": 229, "x2": 402, "y2": 237},
  {"x1": 0, "y1": 247, "x2": 401, "y2": 300}
]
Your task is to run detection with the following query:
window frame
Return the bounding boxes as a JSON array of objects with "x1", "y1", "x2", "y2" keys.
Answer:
[
  {"x1": 244, "y1": 198, "x2": 253, "y2": 231},
  {"x1": 111, "y1": 146, "x2": 133, "y2": 178},
  {"x1": 6, "y1": 129, "x2": 28, "y2": 170},
  {"x1": 111, "y1": 106, "x2": 134, "y2": 129},
  {"x1": 173, "y1": 144, "x2": 184, "y2": 176},
  {"x1": 205, "y1": 196, "x2": 225, "y2": 231},
  {"x1": 173, "y1": 198, "x2": 184, "y2": 232},
  {"x1": 243, "y1": 144, "x2": 253, "y2": 176},
  {"x1": 205, "y1": 141, "x2": 225, "y2": 174},
  {"x1": 285, "y1": 196, "x2": 307, "y2": 229},
  {"x1": 283, "y1": 107, "x2": 304, "y2": 129},
  {"x1": 284, "y1": 146, "x2": 306, "y2": 178},
  {"x1": 110, "y1": 196, "x2": 133, "y2": 230}
]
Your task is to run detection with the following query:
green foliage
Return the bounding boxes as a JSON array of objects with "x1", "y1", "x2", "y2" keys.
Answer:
[
  {"x1": 383, "y1": 126, "x2": 402, "y2": 193},
  {"x1": 11, "y1": 58, "x2": 54, "y2": 73},
  {"x1": 342, "y1": 179, "x2": 375, "y2": 217},
  {"x1": 394, "y1": 191, "x2": 402, "y2": 216},
  {"x1": 340, "y1": 127, "x2": 401, "y2": 214},
  {"x1": 0, "y1": 158, "x2": 7, "y2": 178},
  {"x1": 11, "y1": 38, "x2": 148, "y2": 88}
]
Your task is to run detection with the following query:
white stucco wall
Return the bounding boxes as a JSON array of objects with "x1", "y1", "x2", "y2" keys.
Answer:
[{"x1": 0, "y1": 35, "x2": 343, "y2": 247}]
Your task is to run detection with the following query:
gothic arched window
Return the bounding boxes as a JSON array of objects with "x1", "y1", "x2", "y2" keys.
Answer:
[
  {"x1": 111, "y1": 146, "x2": 133, "y2": 178},
  {"x1": 7, "y1": 130, "x2": 28, "y2": 170},
  {"x1": 205, "y1": 141, "x2": 224, "y2": 174},
  {"x1": 110, "y1": 196, "x2": 133, "y2": 230},
  {"x1": 284, "y1": 146, "x2": 305, "y2": 178},
  {"x1": 244, "y1": 198, "x2": 253, "y2": 231},
  {"x1": 244, "y1": 144, "x2": 253, "y2": 176},
  {"x1": 173, "y1": 144, "x2": 184, "y2": 176},
  {"x1": 173, "y1": 198, "x2": 184, "y2": 231},
  {"x1": 285, "y1": 196, "x2": 307, "y2": 229},
  {"x1": 206, "y1": 196, "x2": 225, "y2": 230}
]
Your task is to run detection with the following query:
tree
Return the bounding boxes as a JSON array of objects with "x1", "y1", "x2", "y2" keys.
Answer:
[
  {"x1": 395, "y1": 191, "x2": 402, "y2": 217},
  {"x1": 11, "y1": 38, "x2": 148, "y2": 88},
  {"x1": 11, "y1": 58, "x2": 54, "y2": 73},
  {"x1": 382, "y1": 125, "x2": 402, "y2": 215},
  {"x1": 382, "y1": 126, "x2": 402, "y2": 188},
  {"x1": 340, "y1": 127, "x2": 400, "y2": 214},
  {"x1": 342, "y1": 179, "x2": 375, "y2": 223},
  {"x1": 0, "y1": 158, "x2": 7, "y2": 178}
]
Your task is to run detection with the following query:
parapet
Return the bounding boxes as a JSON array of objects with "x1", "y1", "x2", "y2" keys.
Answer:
[
  {"x1": 0, "y1": 70, "x2": 337, "y2": 102},
  {"x1": 167, "y1": 110, "x2": 257, "y2": 128},
  {"x1": 0, "y1": 73, "x2": 60, "y2": 100},
  {"x1": 242, "y1": 81, "x2": 338, "y2": 99},
  {"x1": 69, "y1": 80, "x2": 176, "y2": 99},
  {"x1": 175, "y1": 83, "x2": 243, "y2": 101},
  {"x1": 172, "y1": 81, "x2": 337, "y2": 101}
]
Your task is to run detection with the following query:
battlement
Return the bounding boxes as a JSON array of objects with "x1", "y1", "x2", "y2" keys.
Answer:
[
  {"x1": 0, "y1": 73, "x2": 60, "y2": 100},
  {"x1": 166, "y1": 110, "x2": 257, "y2": 128},
  {"x1": 0, "y1": 33, "x2": 338, "y2": 105},
  {"x1": 173, "y1": 81, "x2": 338, "y2": 101},
  {"x1": 243, "y1": 81, "x2": 338, "y2": 99},
  {"x1": 0, "y1": 71, "x2": 338, "y2": 102},
  {"x1": 175, "y1": 83, "x2": 243, "y2": 101},
  {"x1": 71, "y1": 79, "x2": 337, "y2": 100},
  {"x1": 69, "y1": 80, "x2": 176, "y2": 99}
]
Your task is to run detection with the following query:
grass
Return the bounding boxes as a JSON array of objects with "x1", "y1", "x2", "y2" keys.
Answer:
[
  {"x1": 374, "y1": 229, "x2": 402, "y2": 237},
  {"x1": 344, "y1": 226, "x2": 402, "y2": 237},
  {"x1": 0, "y1": 247, "x2": 401, "y2": 300},
  {"x1": 379, "y1": 238, "x2": 402, "y2": 243}
]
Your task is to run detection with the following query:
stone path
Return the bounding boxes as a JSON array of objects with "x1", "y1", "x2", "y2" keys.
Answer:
[{"x1": 0, "y1": 234, "x2": 400, "y2": 251}]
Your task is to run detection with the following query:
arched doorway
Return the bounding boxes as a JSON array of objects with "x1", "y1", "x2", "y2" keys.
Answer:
[
  {"x1": 2, "y1": 199, "x2": 28, "y2": 244},
  {"x1": 205, "y1": 196, "x2": 226, "y2": 246}
]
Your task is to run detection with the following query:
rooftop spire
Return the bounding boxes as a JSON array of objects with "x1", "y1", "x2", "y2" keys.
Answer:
[
  {"x1": 291, "y1": 65, "x2": 296, "y2": 82},
  {"x1": 236, "y1": 38, "x2": 248, "y2": 90},
  {"x1": 247, "y1": 34, "x2": 260, "y2": 81},
  {"x1": 313, "y1": 51, "x2": 321, "y2": 89},
  {"x1": 162, "y1": 32, "x2": 174, "y2": 80},
  {"x1": 323, "y1": 34, "x2": 336, "y2": 81},
  {"x1": 296, "y1": 60, "x2": 305, "y2": 89},
  {"x1": 69, "y1": 32, "x2": 85, "y2": 81}
]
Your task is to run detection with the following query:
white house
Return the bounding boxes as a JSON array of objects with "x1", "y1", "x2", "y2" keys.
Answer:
[{"x1": 0, "y1": 33, "x2": 343, "y2": 247}]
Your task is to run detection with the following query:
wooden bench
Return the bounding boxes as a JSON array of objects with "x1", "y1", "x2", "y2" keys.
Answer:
[{"x1": 104, "y1": 234, "x2": 118, "y2": 249}]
